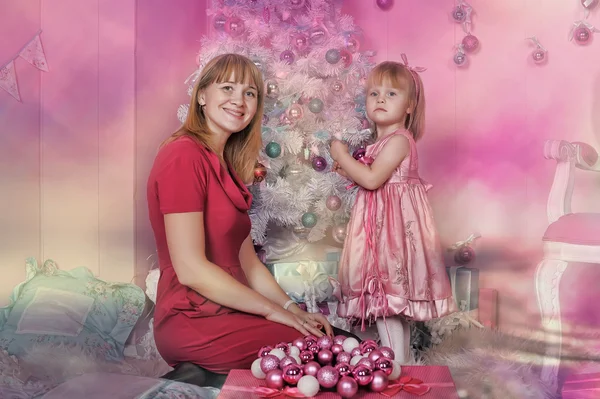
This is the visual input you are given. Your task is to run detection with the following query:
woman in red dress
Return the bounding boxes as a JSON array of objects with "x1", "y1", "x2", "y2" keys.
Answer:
[{"x1": 146, "y1": 54, "x2": 338, "y2": 385}]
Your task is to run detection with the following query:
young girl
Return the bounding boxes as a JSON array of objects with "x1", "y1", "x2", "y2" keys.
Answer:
[{"x1": 330, "y1": 56, "x2": 456, "y2": 363}]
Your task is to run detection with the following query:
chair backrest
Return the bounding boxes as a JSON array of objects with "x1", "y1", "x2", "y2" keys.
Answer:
[{"x1": 544, "y1": 140, "x2": 599, "y2": 224}]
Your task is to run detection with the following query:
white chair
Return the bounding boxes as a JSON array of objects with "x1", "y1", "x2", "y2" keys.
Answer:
[{"x1": 535, "y1": 140, "x2": 600, "y2": 393}]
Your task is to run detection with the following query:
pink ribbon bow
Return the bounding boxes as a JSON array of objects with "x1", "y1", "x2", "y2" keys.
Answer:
[
  {"x1": 400, "y1": 53, "x2": 427, "y2": 73},
  {"x1": 254, "y1": 386, "x2": 306, "y2": 398},
  {"x1": 382, "y1": 376, "x2": 432, "y2": 397}
]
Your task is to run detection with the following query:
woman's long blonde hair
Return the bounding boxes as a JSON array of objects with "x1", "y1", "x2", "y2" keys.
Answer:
[
  {"x1": 367, "y1": 61, "x2": 426, "y2": 141},
  {"x1": 163, "y1": 53, "x2": 264, "y2": 183}
]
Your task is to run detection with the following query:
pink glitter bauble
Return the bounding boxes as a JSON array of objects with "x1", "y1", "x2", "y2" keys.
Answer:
[
  {"x1": 350, "y1": 347, "x2": 362, "y2": 358},
  {"x1": 357, "y1": 358, "x2": 375, "y2": 370},
  {"x1": 368, "y1": 350, "x2": 383, "y2": 363},
  {"x1": 370, "y1": 370, "x2": 390, "y2": 392},
  {"x1": 299, "y1": 350, "x2": 314, "y2": 364},
  {"x1": 352, "y1": 364, "x2": 374, "y2": 386},
  {"x1": 317, "y1": 336, "x2": 333, "y2": 350},
  {"x1": 326, "y1": 195, "x2": 342, "y2": 211},
  {"x1": 360, "y1": 341, "x2": 378, "y2": 354},
  {"x1": 280, "y1": 356, "x2": 297, "y2": 369},
  {"x1": 303, "y1": 361, "x2": 321, "y2": 377},
  {"x1": 282, "y1": 363, "x2": 304, "y2": 385},
  {"x1": 334, "y1": 362, "x2": 353, "y2": 377},
  {"x1": 379, "y1": 346, "x2": 395, "y2": 360},
  {"x1": 337, "y1": 352, "x2": 352, "y2": 364},
  {"x1": 333, "y1": 335, "x2": 346, "y2": 346},
  {"x1": 336, "y1": 376, "x2": 359, "y2": 398},
  {"x1": 265, "y1": 369, "x2": 285, "y2": 389},
  {"x1": 258, "y1": 345, "x2": 273, "y2": 358},
  {"x1": 260, "y1": 355, "x2": 280, "y2": 374},
  {"x1": 317, "y1": 349, "x2": 334, "y2": 365},
  {"x1": 375, "y1": 357, "x2": 394, "y2": 376},
  {"x1": 462, "y1": 34, "x2": 480, "y2": 53},
  {"x1": 317, "y1": 366, "x2": 339, "y2": 389},
  {"x1": 331, "y1": 344, "x2": 344, "y2": 355},
  {"x1": 293, "y1": 337, "x2": 307, "y2": 351}
]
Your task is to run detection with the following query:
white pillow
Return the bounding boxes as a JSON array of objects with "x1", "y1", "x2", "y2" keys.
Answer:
[{"x1": 145, "y1": 269, "x2": 160, "y2": 304}]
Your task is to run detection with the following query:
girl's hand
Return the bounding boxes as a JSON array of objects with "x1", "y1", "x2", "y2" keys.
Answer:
[
  {"x1": 333, "y1": 161, "x2": 349, "y2": 178},
  {"x1": 330, "y1": 139, "x2": 349, "y2": 161}
]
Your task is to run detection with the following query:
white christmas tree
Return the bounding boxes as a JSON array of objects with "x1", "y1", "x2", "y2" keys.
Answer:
[{"x1": 179, "y1": 0, "x2": 375, "y2": 255}]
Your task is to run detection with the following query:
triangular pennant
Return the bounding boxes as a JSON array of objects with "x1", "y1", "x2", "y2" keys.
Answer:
[
  {"x1": 19, "y1": 34, "x2": 49, "y2": 72},
  {"x1": 0, "y1": 61, "x2": 21, "y2": 101}
]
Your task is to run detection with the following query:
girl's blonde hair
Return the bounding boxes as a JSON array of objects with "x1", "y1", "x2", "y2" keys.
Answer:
[
  {"x1": 163, "y1": 53, "x2": 264, "y2": 183},
  {"x1": 366, "y1": 61, "x2": 426, "y2": 141}
]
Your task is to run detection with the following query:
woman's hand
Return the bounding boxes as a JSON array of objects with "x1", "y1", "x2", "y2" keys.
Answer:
[
  {"x1": 265, "y1": 309, "x2": 327, "y2": 338},
  {"x1": 288, "y1": 305, "x2": 334, "y2": 337},
  {"x1": 330, "y1": 139, "x2": 349, "y2": 162}
]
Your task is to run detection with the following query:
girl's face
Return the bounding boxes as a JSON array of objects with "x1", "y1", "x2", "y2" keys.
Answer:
[
  {"x1": 199, "y1": 72, "x2": 259, "y2": 136},
  {"x1": 366, "y1": 77, "x2": 410, "y2": 131}
]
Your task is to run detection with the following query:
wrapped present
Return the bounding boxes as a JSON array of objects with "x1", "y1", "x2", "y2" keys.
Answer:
[
  {"x1": 478, "y1": 288, "x2": 498, "y2": 328},
  {"x1": 266, "y1": 261, "x2": 338, "y2": 303},
  {"x1": 218, "y1": 366, "x2": 459, "y2": 398},
  {"x1": 562, "y1": 372, "x2": 600, "y2": 399},
  {"x1": 446, "y1": 266, "x2": 479, "y2": 311}
]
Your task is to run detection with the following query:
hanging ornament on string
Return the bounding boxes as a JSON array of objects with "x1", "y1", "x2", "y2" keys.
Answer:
[
  {"x1": 581, "y1": 0, "x2": 598, "y2": 19},
  {"x1": 527, "y1": 36, "x2": 548, "y2": 64},
  {"x1": 332, "y1": 223, "x2": 348, "y2": 244},
  {"x1": 326, "y1": 195, "x2": 342, "y2": 211},
  {"x1": 569, "y1": 20, "x2": 599, "y2": 45},
  {"x1": 461, "y1": 34, "x2": 480, "y2": 53},
  {"x1": 376, "y1": 0, "x2": 394, "y2": 11},
  {"x1": 448, "y1": 233, "x2": 481, "y2": 265},
  {"x1": 213, "y1": 13, "x2": 228, "y2": 31},
  {"x1": 312, "y1": 156, "x2": 327, "y2": 172},
  {"x1": 280, "y1": 50, "x2": 295, "y2": 65},
  {"x1": 453, "y1": 44, "x2": 468, "y2": 67},
  {"x1": 293, "y1": 33, "x2": 309, "y2": 54},
  {"x1": 344, "y1": 34, "x2": 361, "y2": 54},
  {"x1": 301, "y1": 212, "x2": 318, "y2": 228},
  {"x1": 265, "y1": 141, "x2": 282, "y2": 158},
  {"x1": 254, "y1": 162, "x2": 267, "y2": 184},
  {"x1": 451, "y1": 0, "x2": 473, "y2": 33},
  {"x1": 225, "y1": 17, "x2": 245, "y2": 38},
  {"x1": 287, "y1": 103, "x2": 304, "y2": 122}
]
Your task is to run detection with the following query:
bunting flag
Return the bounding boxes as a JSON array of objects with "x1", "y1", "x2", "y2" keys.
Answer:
[{"x1": 0, "y1": 30, "x2": 48, "y2": 102}]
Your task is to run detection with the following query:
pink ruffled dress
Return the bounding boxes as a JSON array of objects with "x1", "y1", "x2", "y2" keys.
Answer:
[{"x1": 336, "y1": 129, "x2": 456, "y2": 325}]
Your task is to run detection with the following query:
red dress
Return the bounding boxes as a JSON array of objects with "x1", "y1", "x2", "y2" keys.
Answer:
[{"x1": 147, "y1": 136, "x2": 300, "y2": 374}]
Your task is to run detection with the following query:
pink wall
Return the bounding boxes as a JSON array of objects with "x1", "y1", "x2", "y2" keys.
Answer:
[
  {"x1": 134, "y1": 0, "x2": 209, "y2": 287},
  {"x1": 342, "y1": 0, "x2": 600, "y2": 331}
]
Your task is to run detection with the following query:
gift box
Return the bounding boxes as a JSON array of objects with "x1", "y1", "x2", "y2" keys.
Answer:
[
  {"x1": 218, "y1": 366, "x2": 459, "y2": 398},
  {"x1": 446, "y1": 266, "x2": 479, "y2": 311},
  {"x1": 266, "y1": 261, "x2": 338, "y2": 303},
  {"x1": 478, "y1": 288, "x2": 498, "y2": 329},
  {"x1": 562, "y1": 372, "x2": 600, "y2": 399}
]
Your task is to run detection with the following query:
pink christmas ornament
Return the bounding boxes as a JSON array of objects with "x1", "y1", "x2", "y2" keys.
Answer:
[
  {"x1": 357, "y1": 358, "x2": 375, "y2": 370},
  {"x1": 461, "y1": 34, "x2": 479, "y2": 52},
  {"x1": 303, "y1": 361, "x2": 321, "y2": 377},
  {"x1": 532, "y1": 48, "x2": 546, "y2": 64},
  {"x1": 332, "y1": 224, "x2": 347, "y2": 244},
  {"x1": 293, "y1": 337, "x2": 307, "y2": 351},
  {"x1": 334, "y1": 362, "x2": 353, "y2": 377},
  {"x1": 454, "y1": 245, "x2": 475, "y2": 264},
  {"x1": 258, "y1": 345, "x2": 273, "y2": 358},
  {"x1": 225, "y1": 17, "x2": 245, "y2": 37},
  {"x1": 312, "y1": 156, "x2": 327, "y2": 172},
  {"x1": 337, "y1": 376, "x2": 359, "y2": 398},
  {"x1": 317, "y1": 335, "x2": 333, "y2": 350},
  {"x1": 326, "y1": 195, "x2": 342, "y2": 211},
  {"x1": 330, "y1": 80, "x2": 345, "y2": 95},
  {"x1": 451, "y1": 6, "x2": 467, "y2": 23},
  {"x1": 265, "y1": 369, "x2": 285, "y2": 389},
  {"x1": 351, "y1": 347, "x2": 362, "y2": 358},
  {"x1": 344, "y1": 34, "x2": 361, "y2": 53},
  {"x1": 282, "y1": 363, "x2": 304, "y2": 385},
  {"x1": 375, "y1": 357, "x2": 394, "y2": 376},
  {"x1": 370, "y1": 370, "x2": 390, "y2": 392},
  {"x1": 376, "y1": 0, "x2": 394, "y2": 11},
  {"x1": 367, "y1": 350, "x2": 383, "y2": 363},
  {"x1": 352, "y1": 147, "x2": 366, "y2": 160},
  {"x1": 379, "y1": 346, "x2": 395, "y2": 360},
  {"x1": 280, "y1": 356, "x2": 297, "y2": 369},
  {"x1": 317, "y1": 349, "x2": 334, "y2": 365},
  {"x1": 299, "y1": 350, "x2": 314, "y2": 364},
  {"x1": 352, "y1": 364, "x2": 374, "y2": 386},
  {"x1": 333, "y1": 335, "x2": 346, "y2": 346},
  {"x1": 213, "y1": 14, "x2": 227, "y2": 31},
  {"x1": 360, "y1": 341, "x2": 378, "y2": 354},
  {"x1": 280, "y1": 50, "x2": 295, "y2": 65},
  {"x1": 308, "y1": 344, "x2": 320, "y2": 354},
  {"x1": 339, "y1": 49, "x2": 353, "y2": 68},
  {"x1": 331, "y1": 343, "x2": 344, "y2": 355},
  {"x1": 293, "y1": 34, "x2": 309, "y2": 53},
  {"x1": 304, "y1": 335, "x2": 318, "y2": 348},
  {"x1": 275, "y1": 342, "x2": 290, "y2": 354},
  {"x1": 260, "y1": 354, "x2": 280, "y2": 373},
  {"x1": 574, "y1": 26, "x2": 592, "y2": 44},
  {"x1": 337, "y1": 352, "x2": 352, "y2": 364},
  {"x1": 317, "y1": 366, "x2": 339, "y2": 389},
  {"x1": 287, "y1": 104, "x2": 303, "y2": 122}
]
